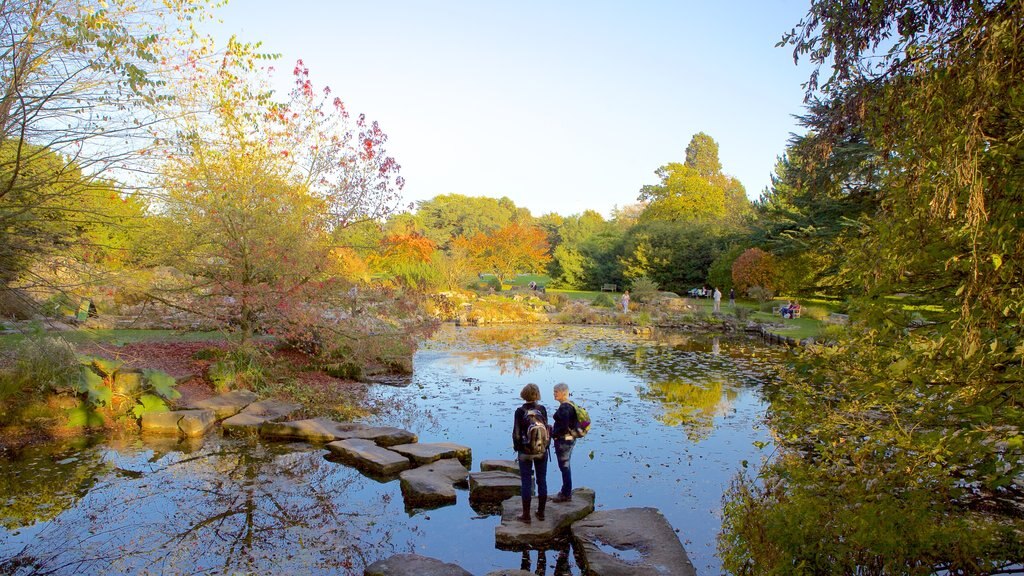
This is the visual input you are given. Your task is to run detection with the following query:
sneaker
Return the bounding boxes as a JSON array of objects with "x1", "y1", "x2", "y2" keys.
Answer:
[{"x1": 550, "y1": 493, "x2": 572, "y2": 503}]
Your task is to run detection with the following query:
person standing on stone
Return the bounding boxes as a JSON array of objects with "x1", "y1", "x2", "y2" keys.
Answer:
[
  {"x1": 713, "y1": 287, "x2": 722, "y2": 313},
  {"x1": 512, "y1": 383, "x2": 548, "y2": 523},
  {"x1": 550, "y1": 382, "x2": 577, "y2": 502}
]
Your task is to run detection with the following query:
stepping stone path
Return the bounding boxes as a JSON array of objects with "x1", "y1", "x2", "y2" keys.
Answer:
[
  {"x1": 339, "y1": 425, "x2": 418, "y2": 447},
  {"x1": 222, "y1": 399, "x2": 303, "y2": 434},
  {"x1": 141, "y1": 409, "x2": 217, "y2": 438},
  {"x1": 495, "y1": 487, "x2": 596, "y2": 549},
  {"x1": 326, "y1": 438, "x2": 411, "y2": 476},
  {"x1": 259, "y1": 417, "x2": 370, "y2": 442},
  {"x1": 469, "y1": 470, "x2": 521, "y2": 504},
  {"x1": 363, "y1": 553, "x2": 472, "y2": 576},
  {"x1": 389, "y1": 442, "x2": 472, "y2": 466},
  {"x1": 188, "y1": 389, "x2": 259, "y2": 419},
  {"x1": 399, "y1": 458, "x2": 469, "y2": 509},
  {"x1": 480, "y1": 459, "x2": 519, "y2": 474},
  {"x1": 571, "y1": 508, "x2": 696, "y2": 576}
]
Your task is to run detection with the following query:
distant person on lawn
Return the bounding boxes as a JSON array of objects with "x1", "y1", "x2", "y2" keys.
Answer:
[{"x1": 621, "y1": 290, "x2": 630, "y2": 313}]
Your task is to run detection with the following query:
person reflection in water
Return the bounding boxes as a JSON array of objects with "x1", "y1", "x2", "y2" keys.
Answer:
[{"x1": 520, "y1": 548, "x2": 572, "y2": 575}]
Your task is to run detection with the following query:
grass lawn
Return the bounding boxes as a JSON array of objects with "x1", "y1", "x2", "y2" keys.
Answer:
[{"x1": 0, "y1": 328, "x2": 226, "y2": 347}]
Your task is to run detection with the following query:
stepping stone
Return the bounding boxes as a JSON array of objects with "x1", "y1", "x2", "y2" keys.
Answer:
[
  {"x1": 259, "y1": 417, "x2": 367, "y2": 442},
  {"x1": 481, "y1": 459, "x2": 519, "y2": 474},
  {"x1": 469, "y1": 470, "x2": 521, "y2": 504},
  {"x1": 389, "y1": 442, "x2": 472, "y2": 466},
  {"x1": 571, "y1": 508, "x2": 696, "y2": 576},
  {"x1": 399, "y1": 458, "x2": 469, "y2": 509},
  {"x1": 188, "y1": 389, "x2": 258, "y2": 419},
  {"x1": 326, "y1": 438, "x2": 411, "y2": 476},
  {"x1": 141, "y1": 410, "x2": 217, "y2": 438},
  {"x1": 495, "y1": 487, "x2": 595, "y2": 549},
  {"x1": 336, "y1": 426, "x2": 417, "y2": 447},
  {"x1": 222, "y1": 399, "x2": 302, "y2": 434},
  {"x1": 364, "y1": 553, "x2": 472, "y2": 576}
]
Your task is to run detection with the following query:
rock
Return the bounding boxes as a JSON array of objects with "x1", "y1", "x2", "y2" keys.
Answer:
[
  {"x1": 570, "y1": 508, "x2": 695, "y2": 576},
  {"x1": 363, "y1": 553, "x2": 472, "y2": 576},
  {"x1": 140, "y1": 410, "x2": 217, "y2": 438},
  {"x1": 326, "y1": 438, "x2": 411, "y2": 476},
  {"x1": 189, "y1": 389, "x2": 259, "y2": 419},
  {"x1": 399, "y1": 458, "x2": 469, "y2": 509},
  {"x1": 480, "y1": 459, "x2": 519, "y2": 474},
  {"x1": 337, "y1": 426, "x2": 417, "y2": 447},
  {"x1": 259, "y1": 417, "x2": 367, "y2": 442},
  {"x1": 469, "y1": 470, "x2": 521, "y2": 504},
  {"x1": 389, "y1": 442, "x2": 472, "y2": 466},
  {"x1": 222, "y1": 399, "x2": 303, "y2": 434},
  {"x1": 495, "y1": 487, "x2": 595, "y2": 549}
]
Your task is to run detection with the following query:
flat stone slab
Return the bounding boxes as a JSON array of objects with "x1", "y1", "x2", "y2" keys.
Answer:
[
  {"x1": 399, "y1": 458, "x2": 469, "y2": 509},
  {"x1": 259, "y1": 417, "x2": 367, "y2": 442},
  {"x1": 389, "y1": 442, "x2": 472, "y2": 466},
  {"x1": 141, "y1": 410, "x2": 217, "y2": 438},
  {"x1": 495, "y1": 487, "x2": 595, "y2": 549},
  {"x1": 364, "y1": 553, "x2": 471, "y2": 576},
  {"x1": 326, "y1": 438, "x2": 411, "y2": 476},
  {"x1": 571, "y1": 507, "x2": 696, "y2": 576},
  {"x1": 480, "y1": 459, "x2": 519, "y2": 474},
  {"x1": 222, "y1": 399, "x2": 303, "y2": 434},
  {"x1": 469, "y1": 470, "x2": 521, "y2": 504},
  {"x1": 337, "y1": 426, "x2": 417, "y2": 447},
  {"x1": 188, "y1": 389, "x2": 258, "y2": 419}
]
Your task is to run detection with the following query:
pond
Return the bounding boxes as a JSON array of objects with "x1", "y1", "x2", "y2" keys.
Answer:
[{"x1": 0, "y1": 324, "x2": 784, "y2": 575}]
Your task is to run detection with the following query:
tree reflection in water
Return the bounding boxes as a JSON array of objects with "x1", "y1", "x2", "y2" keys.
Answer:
[{"x1": 1, "y1": 436, "x2": 414, "y2": 575}]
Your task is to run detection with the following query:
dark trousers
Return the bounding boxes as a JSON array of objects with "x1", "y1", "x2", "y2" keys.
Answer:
[
  {"x1": 518, "y1": 454, "x2": 548, "y2": 508},
  {"x1": 554, "y1": 438, "x2": 575, "y2": 496}
]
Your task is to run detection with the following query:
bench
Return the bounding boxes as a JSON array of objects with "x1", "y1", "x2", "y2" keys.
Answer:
[{"x1": 601, "y1": 284, "x2": 617, "y2": 292}]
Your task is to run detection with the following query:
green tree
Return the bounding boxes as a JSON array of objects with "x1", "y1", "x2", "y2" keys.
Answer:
[{"x1": 415, "y1": 194, "x2": 530, "y2": 250}]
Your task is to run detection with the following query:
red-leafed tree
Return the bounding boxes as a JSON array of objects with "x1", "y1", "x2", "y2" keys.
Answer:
[
  {"x1": 462, "y1": 223, "x2": 551, "y2": 285},
  {"x1": 731, "y1": 247, "x2": 777, "y2": 295}
]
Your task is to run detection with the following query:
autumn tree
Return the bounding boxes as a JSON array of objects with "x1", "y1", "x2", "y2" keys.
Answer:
[
  {"x1": 461, "y1": 223, "x2": 550, "y2": 286},
  {"x1": 730, "y1": 247, "x2": 776, "y2": 295},
  {"x1": 150, "y1": 46, "x2": 403, "y2": 343}
]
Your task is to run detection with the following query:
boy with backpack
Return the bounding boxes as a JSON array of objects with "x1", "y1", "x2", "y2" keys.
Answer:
[
  {"x1": 512, "y1": 383, "x2": 549, "y2": 523},
  {"x1": 550, "y1": 382, "x2": 590, "y2": 502}
]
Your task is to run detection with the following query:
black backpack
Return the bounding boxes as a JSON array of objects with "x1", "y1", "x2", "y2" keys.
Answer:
[{"x1": 521, "y1": 407, "x2": 550, "y2": 456}]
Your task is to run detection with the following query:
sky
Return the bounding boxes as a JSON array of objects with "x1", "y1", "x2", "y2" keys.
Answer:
[{"x1": 214, "y1": 1, "x2": 816, "y2": 218}]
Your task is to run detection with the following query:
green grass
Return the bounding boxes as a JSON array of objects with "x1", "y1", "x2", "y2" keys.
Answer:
[
  {"x1": 548, "y1": 289, "x2": 612, "y2": 301},
  {"x1": 0, "y1": 329, "x2": 225, "y2": 347}
]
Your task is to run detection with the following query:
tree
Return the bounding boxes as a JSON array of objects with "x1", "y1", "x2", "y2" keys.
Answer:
[
  {"x1": 462, "y1": 223, "x2": 550, "y2": 285},
  {"x1": 150, "y1": 47, "x2": 403, "y2": 343},
  {"x1": 415, "y1": 194, "x2": 530, "y2": 250},
  {"x1": 730, "y1": 248, "x2": 776, "y2": 295},
  {"x1": 0, "y1": 0, "x2": 217, "y2": 290}
]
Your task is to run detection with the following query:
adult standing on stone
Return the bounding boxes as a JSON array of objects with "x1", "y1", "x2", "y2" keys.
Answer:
[
  {"x1": 550, "y1": 382, "x2": 577, "y2": 502},
  {"x1": 713, "y1": 287, "x2": 722, "y2": 313},
  {"x1": 512, "y1": 383, "x2": 548, "y2": 523}
]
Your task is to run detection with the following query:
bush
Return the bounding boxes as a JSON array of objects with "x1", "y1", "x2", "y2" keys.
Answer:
[
  {"x1": 801, "y1": 305, "x2": 829, "y2": 321},
  {"x1": 10, "y1": 331, "x2": 79, "y2": 394},
  {"x1": 630, "y1": 276, "x2": 660, "y2": 303},
  {"x1": 208, "y1": 345, "x2": 269, "y2": 393},
  {"x1": 486, "y1": 276, "x2": 502, "y2": 292},
  {"x1": 733, "y1": 306, "x2": 752, "y2": 321},
  {"x1": 591, "y1": 293, "x2": 615, "y2": 307},
  {"x1": 747, "y1": 286, "x2": 775, "y2": 303}
]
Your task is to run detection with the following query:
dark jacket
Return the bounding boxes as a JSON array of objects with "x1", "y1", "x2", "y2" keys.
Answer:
[
  {"x1": 512, "y1": 401, "x2": 548, "y2": 455},
  {"x1": 552, "y1": 401, "x2": 577, "y2": 439}
]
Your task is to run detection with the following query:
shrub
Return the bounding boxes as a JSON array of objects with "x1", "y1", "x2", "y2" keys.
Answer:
[
  {"x1": 801, "y1": 305, "x2": 829, "y2": 321},
  {"x1": 732, "y1": 248, "x2": 778, "y2": 294},
  {"x1": 10, "y1": 331, "x2": 79, "y2": 394},
  {"x1": 747, "y1": 286, "x2": 775, "y2": 303},
  {"x1": 591, "y1": 293, "x2": 615, "y2": 307},
  {"x1": 486, "y1": 276, "x2": 502, "y2": 292},
  {"x1": 733, "y1": 306, "x2": 752, "y2": 321},
  {"x1": 208, "y1": 345, "x2": 269, "y2": 393},
  {"x1": 630, "y1": 276, "x2": 660, "y2": 303}
]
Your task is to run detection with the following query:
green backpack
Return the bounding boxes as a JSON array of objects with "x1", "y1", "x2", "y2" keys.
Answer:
[{"x1": 569, "y1": 401, "x2": 591, "y2": 438}]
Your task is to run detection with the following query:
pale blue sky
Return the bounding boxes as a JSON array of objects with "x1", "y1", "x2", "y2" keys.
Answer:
[{"x1": 215, "y1": 1, "x2": 815, "y2": 217}]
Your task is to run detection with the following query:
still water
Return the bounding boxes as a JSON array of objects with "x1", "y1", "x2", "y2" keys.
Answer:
[{"x1": 0, "y1": 325, "x2": 783, "y2": 575}]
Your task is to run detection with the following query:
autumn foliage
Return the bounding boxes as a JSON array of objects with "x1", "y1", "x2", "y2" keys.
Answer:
[
  {"x1": 457, "y1": 223, "x2": 551, "y2": 285},
  {"x1": 731, "y1": 247, "x2": 777, "y2": 294}
]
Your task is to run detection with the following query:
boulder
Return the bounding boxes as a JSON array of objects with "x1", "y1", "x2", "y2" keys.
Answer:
[
  {"x1": 337, "y1": 426, "x2": 417, "y2": 447},
  {"x1": 495, "y1": 487, "x2": 595, "y2": 549},
  {"x1": 140, "y1": 410, "x2": 217, "y2": 438},
  {"x1": 389, "y1": 442, "x2": 472, "y2": 466},
  {"x1": 570, "y1": 508, "x2": 696, "y2": 576},
  {"x1": 326, "y1": 438, "x2": 411, "y2": 476},
  {"x1": 469, "y1": 470, "x2": 521, "y2": 504},
  {"x1": 363, "y1": 553, "x2": 471, "y2": 576},
  {"x1": 188, "y1": 389, "x2": 259, "y2": 419},
  {"x1": 222, "y1": 399, "x2": 302, "y2": 434},
  {"x1": 399, "y1": 458, "x2": 469, "y2": 509},
  {"x1": 480, "y1": 459, "x2": 519, "y2": 474},
  {"x1": 259, "y1": 417, "x2": 367, "y2": 442}
]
